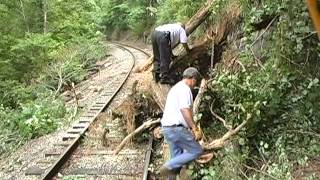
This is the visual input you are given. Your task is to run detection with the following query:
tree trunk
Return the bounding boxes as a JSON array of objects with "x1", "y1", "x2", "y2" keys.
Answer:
[
  {"x1": 149, "y1": 3, "x2": 244, "y2": 166},
  {"x1": 171, "y1": 4, "x2": 241, "y2": 72},
  {"x1": 185, "y1": 0, "x2": 215, "y2": 36},
  {"x1": 43, "y1": 0, "x2": 48, "y2": 34},
  {"x1": 19, "y1": 0, "x2": 30, "y2": 33}
]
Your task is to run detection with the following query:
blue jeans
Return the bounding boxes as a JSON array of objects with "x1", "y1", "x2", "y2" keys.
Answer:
[{"x1": 161, "y1": 126, "x2": 203, "y2": 170}]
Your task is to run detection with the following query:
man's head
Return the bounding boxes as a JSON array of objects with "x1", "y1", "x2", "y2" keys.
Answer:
[{"x1": 182, "y1": 67, "x2": 201, "y2": 88}]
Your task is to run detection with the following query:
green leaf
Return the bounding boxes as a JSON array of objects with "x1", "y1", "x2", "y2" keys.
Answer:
[{"x1": 239, "y1": 138, "x2": 245, "y2": 145}]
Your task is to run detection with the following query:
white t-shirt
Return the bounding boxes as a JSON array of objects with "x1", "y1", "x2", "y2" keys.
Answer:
[
  {"x1": 155, "y1": 23, "x2": 188, "y2": 48},
  {"x1": 161, "y1": 81, "x2": 193, "y2": 127}
]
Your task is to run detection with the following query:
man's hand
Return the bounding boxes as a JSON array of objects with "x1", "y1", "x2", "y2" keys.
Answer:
[{"x1": 192, "y1": 127, "x2": 202, "y2": 140}]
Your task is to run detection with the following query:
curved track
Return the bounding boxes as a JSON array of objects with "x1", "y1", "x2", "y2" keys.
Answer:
[{"x1": 24, "y1": 42, "x2": 152, "y2": 180}]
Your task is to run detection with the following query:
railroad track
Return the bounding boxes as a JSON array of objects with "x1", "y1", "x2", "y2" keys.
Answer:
[{"x1": 24, "y1": 42, "x2": 153, "y2": 180}]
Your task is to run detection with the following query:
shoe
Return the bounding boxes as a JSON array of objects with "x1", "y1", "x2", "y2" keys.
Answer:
[
  {"x1": 159, "y1": 78, "x2": 175, "y2": 85},
  {"x1": 159, "y1": 166, "x2": 177, "y2": 179}
]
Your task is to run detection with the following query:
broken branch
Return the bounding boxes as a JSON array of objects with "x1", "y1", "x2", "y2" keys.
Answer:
[
  {"x1": 113, "y1": 118, "x2": 160, "y2": 155},
  {"x1": 209, "y1": 102, "x2": 232, "y2": 130},
  {"x1": 204, "y1": 119, "x2": 247, "y2": 150}
]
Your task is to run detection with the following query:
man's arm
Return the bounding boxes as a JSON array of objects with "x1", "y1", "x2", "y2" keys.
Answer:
[
  {"x1": 179, "y1": 28, "x2": 190, "y2": 53},
  {"x1": 180, "y1": 108, "x2": 197, "y2": 130},
  {"x1": 181, "y1": 108, "x2": 202, "y2": 140}
]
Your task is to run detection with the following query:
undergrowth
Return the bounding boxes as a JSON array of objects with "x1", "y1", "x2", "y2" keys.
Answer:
[{"x1": 194, "y1": 0, "x2": 320, "y2": 179}]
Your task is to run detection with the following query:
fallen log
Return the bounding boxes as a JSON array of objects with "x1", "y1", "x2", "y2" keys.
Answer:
[
  {"x1": 113, "y1": 118, "x2": 160, "y2": 155},
  {"x1": 185, "y1": 0, "x2": 216, "y2": 36},
  {"x1": 171, "y1": 4, "x2": 242, "y2": 72}
]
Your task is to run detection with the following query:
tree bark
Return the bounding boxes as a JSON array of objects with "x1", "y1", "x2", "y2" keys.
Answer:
[
  {"x1": 43, "y1": 0, "x2": 48, "y2": 34},
  {"x1": 19, "y1": 0, "x2": 30, "y2": 33},
  {"x1": 185, "y1": 0, "x2": 215, "y2": 36}
]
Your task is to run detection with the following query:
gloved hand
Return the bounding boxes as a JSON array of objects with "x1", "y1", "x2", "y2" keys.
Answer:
[{"x1": 192, "y1": 127, "x2": 202, "y2": 141}]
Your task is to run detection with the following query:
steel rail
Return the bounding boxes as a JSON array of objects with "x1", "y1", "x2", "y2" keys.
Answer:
[
  {"x1": 111, "y1": 41, "x2": 151, "y2": 57},
  {"x1": 40, "y1": 43, "x2": 151, "y2": 180}
]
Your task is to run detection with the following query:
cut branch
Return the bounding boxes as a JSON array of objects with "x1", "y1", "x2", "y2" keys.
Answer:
[
  {"x1": 113, "y1": 118, "x2": 160, "y2": 155},
  {"x1": 250, "y1": 16, "x2": 277, "y2": 47}
]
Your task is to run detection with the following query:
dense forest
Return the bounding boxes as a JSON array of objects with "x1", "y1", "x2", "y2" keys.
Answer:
[{"x1": 0, "y1": 0, "x2": 319, "y2": 179}]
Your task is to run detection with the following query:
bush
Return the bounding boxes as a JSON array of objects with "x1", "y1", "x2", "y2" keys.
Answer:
[
  {"x1": 0, "y1": 80, "x2": 35, "y2": 109},
  {"x1": 198, "y1": 1, "x2": 320, "y2": 178},
  {"x1": 0, "y1": 87, "x2": 68, "y2": 156},
  {"x1": 39, "y1": 36, "x2": 108, "y2": 92},
  {"x1": 17, "y1": 96, "x2": 67, "y2": 139}
]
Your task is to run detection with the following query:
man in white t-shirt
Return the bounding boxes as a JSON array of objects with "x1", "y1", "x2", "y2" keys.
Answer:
[
  {"x1": 159, "y1": 67, "x2": 203, "y2": 179},
  {"x1": 151, "y1": 22, "x2": 191, "y2": 84}
]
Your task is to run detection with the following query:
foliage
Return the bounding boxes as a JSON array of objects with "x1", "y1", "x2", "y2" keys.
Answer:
[
  {"x1": 207, "y1": 57, "x2": 320, "y2": 178},
  {"x1": 197, "y1": 0, "x2": 320, "y2": 179},
  {"x1": 0, "y1": 80, "x2": 35, "y2": 109},
  {"x1": 16, "y1": 96, "x2": 66, "y2": 139},
  {"x1": 99, "y1": 0, "x2": 155, "y2": 36},
  {"x1": 0, "y1": 107, "x2": 24, "y2": 156},
  {"x1": 39, "y1": 37, "x2": 107, "y2": 92},
  {"x1": 241, "y1": 0, "x2": 320, "y2": 66},
  {"x1": 0, "y1": 90, "x2": 68, "y2": 156},
  {"x1": 98, "y1": 0, "x2": 210, "y2": 36},
  {"x1": 0, "y1": 0, "x2": 108, "y2": 156},
  {"x1": 156, "y1": 0, "x2": 206, "y2": 24},
  {"x1": 8, "y1": 33, "x2": 60, "y2": 81}
]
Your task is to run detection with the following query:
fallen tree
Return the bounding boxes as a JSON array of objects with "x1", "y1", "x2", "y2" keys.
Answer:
[
  {"x1": 115, "y1": 0, "x2": 246, "y2": 164},
  {"x1": 170, "y1": 3, "x2": 242, "y2": 73},
  {"x1": 138, "y1": 0, "x2": 218, "y2": 72},
  {"x1": 113, "y1": 78, "x2": 248, "y2": 163}
]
